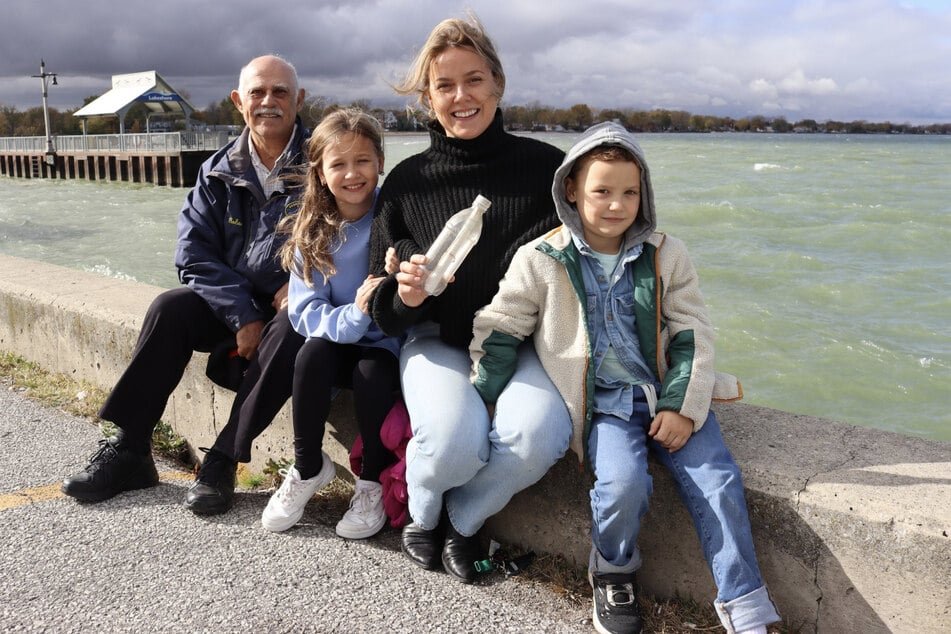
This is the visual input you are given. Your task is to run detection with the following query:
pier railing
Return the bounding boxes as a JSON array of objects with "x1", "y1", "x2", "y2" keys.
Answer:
[{"x1": 0, "y1": 131, "x2": 230, "y2": 154}]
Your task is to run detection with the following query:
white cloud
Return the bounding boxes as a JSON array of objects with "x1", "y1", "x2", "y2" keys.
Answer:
[
  {"x1": 779, "y1": 70, "x2": 838, "y2": 96},
  {"x1": 749, "y1": 79, "x2": 778, "y2": 99}
]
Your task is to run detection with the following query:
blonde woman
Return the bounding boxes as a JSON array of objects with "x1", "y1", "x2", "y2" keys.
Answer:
[{"x1": 368, "y1": 15, "x2": 570, "y2": 583}]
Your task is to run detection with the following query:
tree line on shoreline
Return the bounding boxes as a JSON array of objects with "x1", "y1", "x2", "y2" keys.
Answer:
[{"x1": 2, "y1": 93, "x2": 949, "y2": 137}]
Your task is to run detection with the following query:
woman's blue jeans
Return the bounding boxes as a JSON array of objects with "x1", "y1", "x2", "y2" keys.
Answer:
[
  {"x1": 400, "y1": 323, "x2": 571, "y2": 536},
  {"x1": 588, "y1": 397, "x2": 780, "y2": 632}
]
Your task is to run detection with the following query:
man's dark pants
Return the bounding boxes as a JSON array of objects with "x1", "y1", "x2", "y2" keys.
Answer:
[{"x1": 98, "y1": 287, "x2": 303, "y2": 462}]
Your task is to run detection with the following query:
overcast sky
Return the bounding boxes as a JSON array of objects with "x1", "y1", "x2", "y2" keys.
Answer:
[{"x1": 2, "y1": 0, "x2": 950, "y2": 124}]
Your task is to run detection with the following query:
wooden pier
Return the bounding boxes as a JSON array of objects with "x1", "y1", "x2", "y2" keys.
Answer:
[
  {"x1": 0, "y1": 149, "x2": 212, "y2": 187},
  {"x1": 0, "y1": 131, "x2": 229, "y2": 188}
]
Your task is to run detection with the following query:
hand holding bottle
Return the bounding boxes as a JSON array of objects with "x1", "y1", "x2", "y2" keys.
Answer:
[
  {"x1": 394, "y1": 254, "x2": 431, "y2": 308},
  {"x1": 390, "y1": 195, "x2": 491, "y2": 306},
  {"x1": 421, "y1": 195, "x2": 491, "y2": 296}
]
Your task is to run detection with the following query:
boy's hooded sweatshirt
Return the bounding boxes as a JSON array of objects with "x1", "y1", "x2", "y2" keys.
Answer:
[{"x1": 469, "y1": 122, "x2": 742, "y2": 466}]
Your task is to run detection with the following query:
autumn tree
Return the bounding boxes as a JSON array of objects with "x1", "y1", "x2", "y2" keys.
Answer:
[
  {"x1": 794, "y1": 119, "x2": 818, "y2": 132},
  {"x1": 0, "y1": 104, "x2": 13, "y2": 135},
  {"x1": 596, "y1": 109, "x2": 627, "y2": 125},
  {"x1": 501, "y1": 104, "x2": 530, "y2": 130},
  {"x1": 771, "y1": 116, "x2": 791, "y2": 133},
  {"x1": 203, "y1": 97, "x2": 238, "y2": 126},
  {"x1": 567, "y1": 103, "x2": 594, "y2": 130},
  {"x1": 689, "y1": 114, "x2": 707, "y2": 132}
]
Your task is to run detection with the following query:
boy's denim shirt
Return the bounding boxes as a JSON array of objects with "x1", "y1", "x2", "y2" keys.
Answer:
[{"x1": 575, "y1": 234, "x2": 659, "y2": 421}]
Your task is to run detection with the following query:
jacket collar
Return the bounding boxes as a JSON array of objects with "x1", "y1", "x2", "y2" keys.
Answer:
[{"x1": 226, "y1": 116, "x2": 306, "y2": 177}]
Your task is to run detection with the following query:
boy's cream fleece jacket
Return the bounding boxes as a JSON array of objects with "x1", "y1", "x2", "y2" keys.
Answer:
[{"x1": 469, "y1": 225, "x2": 742, "y2": 466}]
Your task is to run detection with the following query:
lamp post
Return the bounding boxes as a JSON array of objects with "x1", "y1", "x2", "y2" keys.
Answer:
[{"x1": 31, "y1": 59, "x2": 58, "y2": 161}]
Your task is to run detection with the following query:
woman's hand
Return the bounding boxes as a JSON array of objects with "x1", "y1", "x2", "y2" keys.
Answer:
[
  {"x1": 396, "y1": 254, "x2": 430, "y2": 308},
  {"x1": 384, "y1": 247, "x2": 400, "y2": 275},
  {"x1": 355, "y1": 275, "x2": 385, "y2": 314}
]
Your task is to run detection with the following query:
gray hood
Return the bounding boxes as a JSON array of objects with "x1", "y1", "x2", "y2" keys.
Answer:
[{"x1": 551, "y1": 121, "x2": 656, "y2": 251}]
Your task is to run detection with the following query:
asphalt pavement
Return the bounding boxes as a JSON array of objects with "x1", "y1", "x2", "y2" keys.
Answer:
[{"x1": 0, "y1": 383, "x2": 591, "y2": 633}]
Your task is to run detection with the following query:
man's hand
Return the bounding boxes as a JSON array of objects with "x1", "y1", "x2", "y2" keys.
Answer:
[
  {"x1": 395, "y1": 254, "x2": 430, "y2": 308},
  {"x1": 236, "y1": 320, "x2": 265, "y2": 360},
  {"x1": 648, "y1": 410, "x2": 693, "y2": 453},
  {"x1": 271, "y1": 282, "x2": 289, "y2": 312}
]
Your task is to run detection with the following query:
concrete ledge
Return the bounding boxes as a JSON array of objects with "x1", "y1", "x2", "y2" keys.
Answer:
[{"x1": 1, "y1": 253, "x2": 948, "y2": 633}]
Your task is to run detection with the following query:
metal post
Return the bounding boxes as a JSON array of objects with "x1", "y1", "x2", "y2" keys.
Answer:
[{"x1": 31, "y1": 60, "x2": 58, "y2": 161}]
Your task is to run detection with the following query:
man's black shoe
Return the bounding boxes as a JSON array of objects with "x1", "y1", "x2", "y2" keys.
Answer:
[
  {"x1": 441, "y1": 522, "x2": 484, "y2": 584},
  {"x1": 62, "y1": 437, "x2": 159, "y2": 502},
  {"x1": 591, "y1": 571, "x2": 642, "y2": 634},
  {"x1": 183, "y1": 448, "x2": 237, "y2": 516},
  {"x1": 401, "y1": 521, "x2": 444, "y2": 570}
]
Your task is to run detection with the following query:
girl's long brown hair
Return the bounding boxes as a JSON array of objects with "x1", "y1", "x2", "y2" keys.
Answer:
[{"x1": 277, "y1": 108, "x2": 384, "y2": 287}]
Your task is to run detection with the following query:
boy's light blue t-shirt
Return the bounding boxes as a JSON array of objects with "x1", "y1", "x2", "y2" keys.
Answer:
[{"x1": 589, "y1": 249, "x2": 637, "y2": 385}]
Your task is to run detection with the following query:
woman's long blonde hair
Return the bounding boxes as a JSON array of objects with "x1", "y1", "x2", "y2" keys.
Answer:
[
  {"x1": 394, "y1": 12, "x2": 505, "y2": 112},
  {"x1": 278, "y1": 108, "x2": 384, "y2": 287}
]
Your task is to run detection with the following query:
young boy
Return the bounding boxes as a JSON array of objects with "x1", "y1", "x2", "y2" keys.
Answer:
[{"x1": 469, "y1": 122, "x2": 780, "y2": 634}]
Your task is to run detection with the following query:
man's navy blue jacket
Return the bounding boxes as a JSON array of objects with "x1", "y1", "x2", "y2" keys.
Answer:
[{"x1": 174, "y1": 118, "x2": 308, "y2": 333}]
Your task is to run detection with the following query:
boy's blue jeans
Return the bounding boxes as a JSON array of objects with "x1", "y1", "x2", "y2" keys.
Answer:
[
  {"x1": 588, "y1": 393, "x2": 780, "y2": 632},
  {"x1": 400, "y1": 323, "x2": 571, "y2": 535}
]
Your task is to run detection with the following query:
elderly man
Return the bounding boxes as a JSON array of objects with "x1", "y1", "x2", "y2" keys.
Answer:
[{"x1": 63, "y1": 55, "x2": 309, "y2": 515}]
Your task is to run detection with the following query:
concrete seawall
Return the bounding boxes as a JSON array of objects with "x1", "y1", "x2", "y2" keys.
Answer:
[{"x1": 0, "y1": 253, "x2": 948, "y2": 633}]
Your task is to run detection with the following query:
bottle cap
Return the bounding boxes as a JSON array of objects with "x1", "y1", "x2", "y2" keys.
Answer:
[{"x1": 473, "y1": 194, "x2": 492, "y2": 212}]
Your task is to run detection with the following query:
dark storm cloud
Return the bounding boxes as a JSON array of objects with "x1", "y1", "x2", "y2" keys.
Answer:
[{"x1": 2, "y1": 0, "x2": 950, "y2": 124}]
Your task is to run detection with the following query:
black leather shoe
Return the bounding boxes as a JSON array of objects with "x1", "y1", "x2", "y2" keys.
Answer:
[
  {"x1": 441, "y1": 523, "x2": 484, "y2": 584},
  {"x1": 183, "y1": 448, "x2": 237, "y2": 516},
  {"x1": 401, "y1": 522, "x2": 444, "y2": 570},
  {"x1": 62, "y1": 437, "x2": 159, "y2": 502}
]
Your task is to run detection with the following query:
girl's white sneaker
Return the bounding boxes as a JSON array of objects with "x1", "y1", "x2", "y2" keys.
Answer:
[
  {"x1": 261, "y1": 453, "x2": 334, "y2": 532},
  {"x1": 335, "y1": 479, "x2": 387, "y2": 539}
]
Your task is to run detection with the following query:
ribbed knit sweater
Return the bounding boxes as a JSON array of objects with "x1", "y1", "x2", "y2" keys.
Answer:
[{"x1": 369, "y1": 111, "x2": 565, "y2": 348}]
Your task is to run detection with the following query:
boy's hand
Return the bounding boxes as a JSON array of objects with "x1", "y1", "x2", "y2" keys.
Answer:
[
  {"x1": 395, "y1": 254, "x2": 429, "y2": 308},
  {"x1": 648, "y1": 410, "x2": 693, "y2": 452}
]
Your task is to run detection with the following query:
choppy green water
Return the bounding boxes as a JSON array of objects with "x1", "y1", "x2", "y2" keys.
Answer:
[{"x1": 1, "y1": 132, "x2": 948, "y2": 443}]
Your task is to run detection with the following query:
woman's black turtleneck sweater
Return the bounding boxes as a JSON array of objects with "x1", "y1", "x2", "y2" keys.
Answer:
[{"x1": 369, "y1": 110, "x2": 564, "y2": 348}]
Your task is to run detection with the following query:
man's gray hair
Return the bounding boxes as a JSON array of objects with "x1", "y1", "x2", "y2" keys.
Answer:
[{"x1": 237, "y1": 54, "x2": 300, "y2": 94}]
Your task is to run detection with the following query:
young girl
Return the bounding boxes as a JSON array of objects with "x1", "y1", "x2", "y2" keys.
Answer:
[{"x1": 262, "y1": 108, "x2": 401, "y2": 539}]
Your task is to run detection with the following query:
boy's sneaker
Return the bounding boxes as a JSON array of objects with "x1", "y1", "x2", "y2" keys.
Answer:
[
  {"x1": 335, "y1": 479, "x2": 387, "y2": 539},
  {"x1": 590, "y1": 571, "x2": 642, "y2": 634},
  {"x1": 261, "y1": 452, "x2": 334, "y2": 532},
  {"x1": 62, "y1": 437, "x2": 159, "y2": 502}
]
